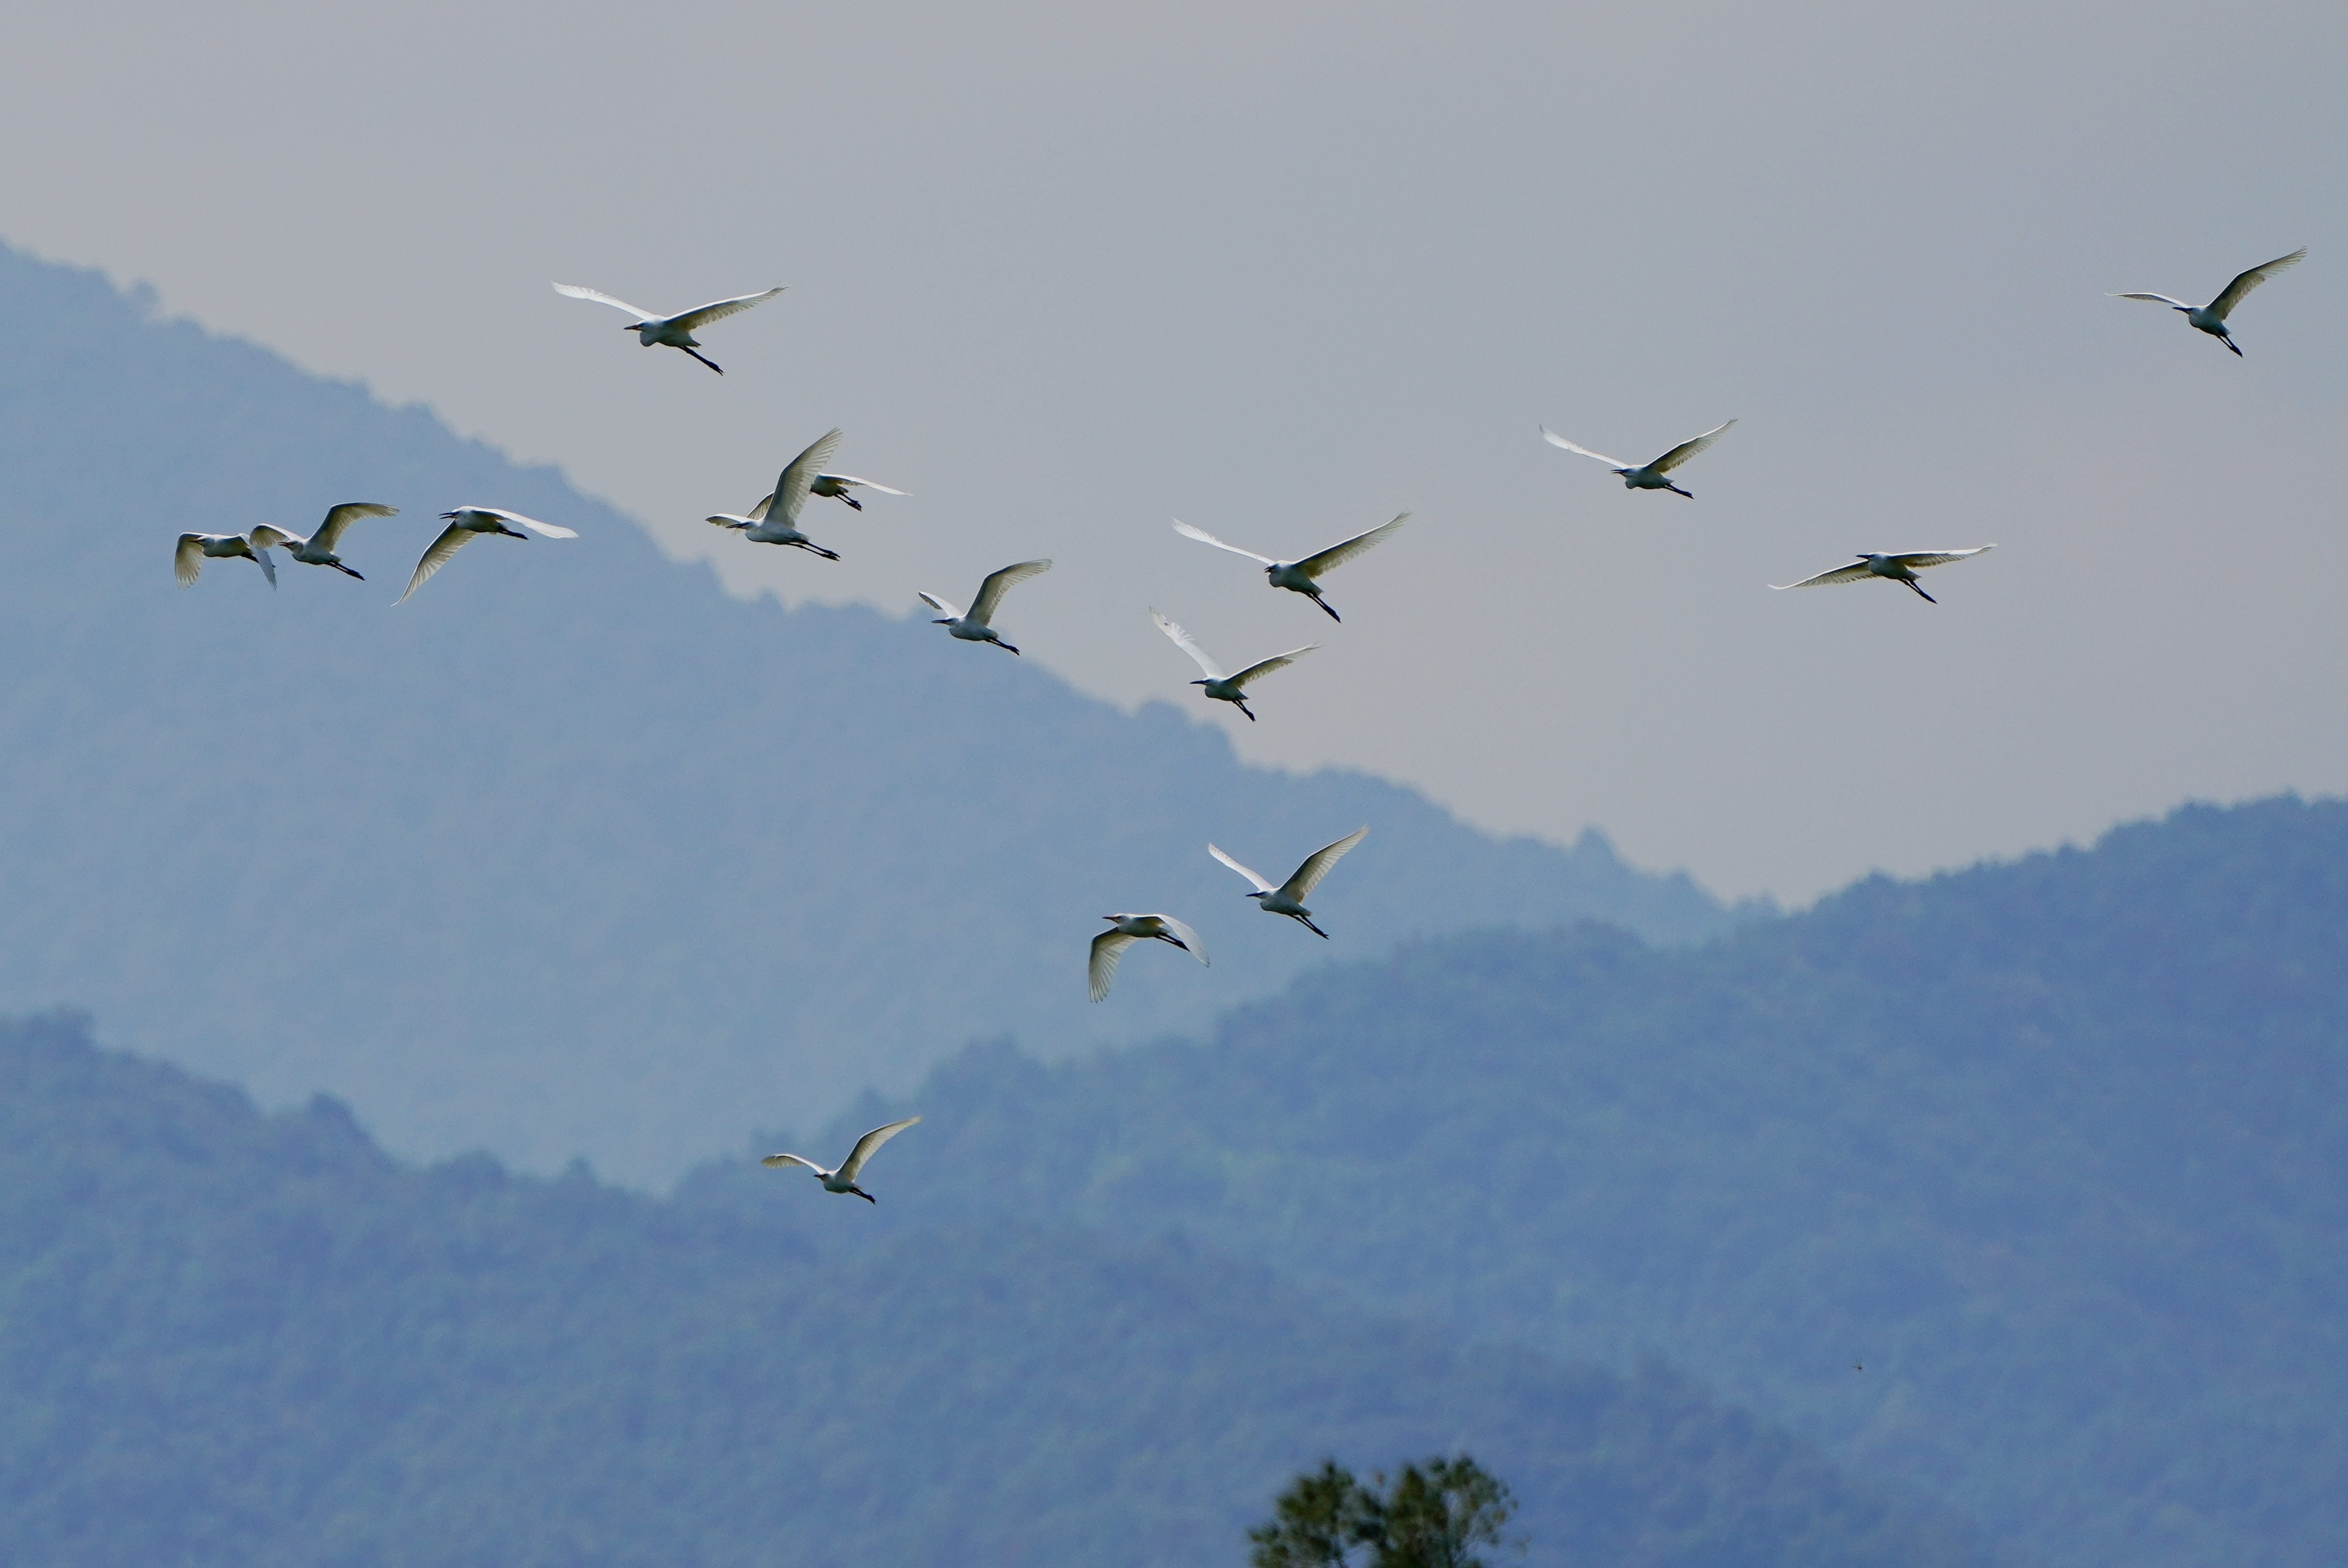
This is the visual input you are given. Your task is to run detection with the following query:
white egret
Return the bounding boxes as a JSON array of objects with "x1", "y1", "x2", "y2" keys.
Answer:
[
  {"x1": 1089, "y1": 914, "x2": 1210, "y2": 1002},
  {"x1": 249, "y1": 503, "x2": 396, "y2": 581},
  {"x1": 2111, "y1": 248, "x2": 2304, "y2": 357},
  {"x1": 551, "y1": 281, "x2": 787, "y2": 374},
  {"x1": 918, "y1": 560, "x2": 1051, "y2": 655},
  {"x1": 708, "y1": 428, "x2": 846, "y2": 560},
  {"x1": 762, "y1": 1116, "x2": 920, "y2": 1203},
  {"x1": 397, "y1": 507, "x2": 578, "y2": 604},
  {"x1": 173, "y1": 531, "x2": 277, "y2": 588},
  {"x1": 1772, "y1": 546, "x2": 1995, "y2": 603},
  {"x1": 1209, "y1": 826, "x2": 1368, "y2": 939},
  {"x1": 1148, "y1": 610, "x2": 1315, "y2": 721},
  {"x1": 1170, "y1": 514, "x2": 1407, "y2": 622},
  {"x1": 1541, "y1": 419, "x2": 1736, "y2": 497}
]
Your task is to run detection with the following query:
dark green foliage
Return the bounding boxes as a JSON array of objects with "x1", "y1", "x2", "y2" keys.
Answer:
[
  {"x1": 1252, "y1": 1456, "x2": 1519, "y2": 1568},
  {"x1": 0, "y1": 1010, "x2": 1982, "y2": 1568},
  {"x1": 783, "y1": 794, "x2": 2348, "y2": 1568}
]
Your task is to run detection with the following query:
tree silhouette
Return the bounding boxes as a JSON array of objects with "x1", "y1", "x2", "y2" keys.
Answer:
[{"x1": 1250, "y1": 1455, "x2": 1519, "y2": 1568}]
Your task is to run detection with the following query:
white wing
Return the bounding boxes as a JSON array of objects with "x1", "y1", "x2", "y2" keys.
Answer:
[
  {"x1": 774, "y1": 429, "x2": 844, "y2": 529},
  {"x1": 836, "y1": 1115, "x2": 920, "y2": 1181},
  {"x1": 2110, "y1": 292, "x2": 2190, "y2": 308},
  {"x1": 1281, "y1": 825, "x2": 1368, "y2": 901},
  {"x1": 969, "y1": 559, "x2": 1051, "y2": 626},
  {"x1": 248, "y1": 525, "x2": 297, "y2": 550},
  {"x1": 1172, "y1": 519, "x2": 1276, "y2": 565},
  {"x1": 469, "y1": 507, "x2": 578, "y2": 539},
  {"x1": 253, "y1": 543, "x2": 278, "y2": 588},
  {"x1": 744, "y1": 493, "x2": 776, "y2": 524},
  {"x1": 396, "y1": 522, "x2": 475, "y2": 603},
  {"x1": 1891, "y1": 545, "x2": 1995, "y2": 570},
  {"x1": 669, "y1": 286, "x2": 787, "y2": 332},
  {"x1": 1294, "y1": 514, "x2": 1407, "y2": 579},
  {"x1": 1150, "y1": 609, "x2": 1227, "y2": 679},
  {"x1": 1209, "y1": 843, "x2": 1278, "y2": 894},
  {"x1": 706, "y1": 514, "x2": 752, "y2": 530},
  {"x1": 2208, "y1": 248, "x2": 2305, "y2": 319},
  {"x1": 1089, "y1": 929, "x2": 1137, "y2": 1002},
  {"x1": 818, "y1": 474, "x2": 907, "y2": 495},
  {"x1": 761, "y1": 1152, "x2": 826, "y2": 1174},
  {"x1": 1157, "y1": 914, "x2": 1210, "y2": 967},
  {"x1": 1649, "y1": 419, "x2": 1735, "y2": 474},
  {"x1": 313, "y1": 502, "x2": 396, "y2": 552},
  {"x1": 553, "y1": 281, "x2": 656, "y2": 321},
  {"x1": 1541, "y1": 427, "x2": 1630, "y2": 469},
  {"x1": 917, "y1": 590, "x2": 963, "y2": 618},
  {"x1": 173, "y1": 534, "x2": 205, "y2": 587},
  {"x1": 1769, "y1": 562, "x2": 1876, "y2": 589},
  {"x1": 1228, "y1": 644, "x2": 1317, "y2": 688}
]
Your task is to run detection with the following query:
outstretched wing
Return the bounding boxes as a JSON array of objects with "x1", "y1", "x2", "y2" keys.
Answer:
[
  {"x1": 774, "y1": 429, "x2": 844, "y2": 528},
  {"x1": 1281, "y1": 825, "x2": 1369, "y2": 900},
  {"x1": 1158, "y1": 915, "x2": 1210, "y2": 967},
  {"x1": 1649, "y1": 419, "x2": 1735, "y2": 474},
  {"x1": 669, "y1": 286, "x2": 787, "y2": 332},
  {"x1": 969, "y1": 559, "x2": 1051, "y2": 625},
  {"x1": 173, "y1": 534, "x2": 205, "y2": 587},
  {"x1": 396, "y1": 521, "x2": 475, "y2": 603},
  {"x1": 761, "y1": 1152, "x2": 825, "y2": 1173},
  {"x1": 1294, "y1": 514, "x2": 1408, "y2": 579},
  {"x1": 1229, "y1": 644, "x2": 1317, "y2": 688},
  {"x1": 2110, "y1": 292, "x2": 2189, "y2": 308},
  {"x1": 1150, "y1": 609, "x2": 1227, "y2": 679},
  {"x1": 706, "y1": 514, "x2": 752, "y2": 530},
  {"x1": 248, "y1": 525, "x2": 297, "y2": 550},
  {"x1": 470, "y1": 507, "x2": 578, "y2": 539},
  {"x1": 1208, "y1": 843, "x2": 1278, "y2": 894},
  {"x1": 1891, "y1": 545, "x2": 1995, "y2": 571},
  {"x1": 818, "y1": 474, "x2": 907, "y2": 495},
  {"x1": 1172, "y1": 520, "x2": 1276, "y2": 565},
  {"x1": 837, "y1": 1116, "x2": 920, "y2": 1181},
  {"x1": 917, "y1": 590, "x2": 963, "y2": 618},
  {"x1": 314, "y1": 502, "x2": 396, "y2": 552},
  {"x1": 553, "y1": 281, "x2": 656, "y2": 321},
  {"x1": 1769, "y1": 562, "x2": 1876, "y2": 590},
  {"x1": 2208, "y1": 248, "x2": 2306, "y2": 320},
  {"x1": 252, "y1": 542, "x2": 278, "y2": 588},
  {"x1": 1089, "y1": 929, "x2": 1137, "y2": 1002},
  {"x1": 1540, "y1": 427, "x2": 1630, "y2": 469}
]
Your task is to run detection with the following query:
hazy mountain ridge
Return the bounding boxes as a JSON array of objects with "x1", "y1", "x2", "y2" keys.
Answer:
[
  {"x1": 741, "y1": 794, "x2": 2348, "y2": 1568},
  {"x1": 0, "y1": 1009, "x2": 1988, "y2": 1568},
  {"x1": 0, "y1": 241, "x2": 1736, "y2": 1184}
]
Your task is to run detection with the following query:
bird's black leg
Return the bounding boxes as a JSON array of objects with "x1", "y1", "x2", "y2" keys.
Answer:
[
  {"x1": 853, "y1": 1187, "x2": 876, "y2": 1204},
  {"x1": 1667, "y1": 482, "x2": 1693, "y2": 498},
  {"x1": 1310, "y1": 595, "x2": 1341, "y2": 622},
  {"x1": 2224, "y1": 337, "x2": 2243, "y2": 357},
  {"x1": 1236, "y1": 700, "x2": 1256, "y2": 721},
  {"x1": 1905, "y1": 580, "x2": 1936, "y2": 603},
  {"x1": 679, "y1": 346, "x2": 725, "y2": 374},
  {"x1": 334, "y1": 564, "x2": 365, "y2": 580},
  {"x1": 840, "y1": 495, "x2": 864, "y2": 511},
  {"x1": 997, "y1": 640, "x2": 1021, "y2": 655},
  {"x1": 1296, "y1": 913, "x2": 1330, "y2": 939}
]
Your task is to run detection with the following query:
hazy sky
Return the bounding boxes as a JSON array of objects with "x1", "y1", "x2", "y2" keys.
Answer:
[{"x1": 4, "y1": 0, "x2": 2342, "y2": 901}]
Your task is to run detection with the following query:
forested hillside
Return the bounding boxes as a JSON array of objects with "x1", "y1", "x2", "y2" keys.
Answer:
[
  {"x1": 0, "y1": 242, "x2": 1733, "y2": 1183},
  {"x1": 0, "y1": 1011, "x2": 1983, "y2": 1568},
  {"x1": 741, "y1": 795, "x2": 2348, "y2": 1568}
]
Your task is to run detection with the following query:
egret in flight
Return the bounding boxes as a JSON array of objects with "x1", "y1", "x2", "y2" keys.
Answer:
[
  {"x1": 919, "y1": 560, "x2": 1051, "y2": 654},
  {"x1": 1149, "y1": 610, "x2": 1315, "y2": 721},
  {"x1": 249, "y1": 503, "x2": 396, "y2": 581},
  {"x1": 762, "y1": 1116, "x2": 920, "y2": 1203},
  {"x1": 2111, "y1": 248, "x2": 2305, "y2": 356},
  {"x1": 708, "y1": 428, "x2": 846, "y2": 560},
  {"x1": 1210, "y1": 826, "x2": 1368, "y2": 939},
  {"x1": 552, "y1": 281, "x2": 787, "y2": 374},
  {"x1": 1541, "y1": 419, "x2": 1736, "y2": 497},
  {"x1": 1772, "y1": 546, "x2": 1995, "y2": 603},
  {"x1": 397, "y1": 507, "x2": 578, "y2": 604},
  {"x1": 1171, "y1": 514, "x2": 1408, "y2": 622},
  {"x1": 1089, "y1": 914, "x2": 1210, "y2": 1002},
  {"x1": 173, "y1": 531, "x2": 277, "y2": 588}
]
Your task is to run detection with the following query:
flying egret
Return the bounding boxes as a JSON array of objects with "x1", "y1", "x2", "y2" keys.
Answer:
[
  {"x1": 762, "y1": 1116, "x2": 920, "y2": 1203},
  {"x1": 1772, "y1": 546, "x2": 1995, "y2": 603},
  {"x1": 1540, "y1": 419, "x2": 1736, "y2": 497},
  {"x1": 1149, "y1": 610, "x2": 1315, "y2": 721},
  {"x1": 397, "y1": 507, "x2": 578, "y2": 604},
  {"x1": 708, "y1": 428, "x2": 847, "y2": 560},
  {"x1": 1089, "y1": 914, "x2": 1210, "y2": 1002},
  {"x1": 918, "y1": 560, "x2": 1051, "y2": 654},
  {"x1": 1209, "y1": 827, "x2": 1368, "y2": 939},
  {"x1": 2111, "y1": 248, "x2": 2305, "y2": 356},
  {"x1": 1170, "y1": 514, "x2": 1407, "y2": 622},
  {"x1": 551, "y1": 281, "x2": 787, "y2": 374},
  {"x1": 249, "y1": 503, "x2": 396, "y2": 581},
  {"x1": 173, "y1": 531, "x2": 277, "y2": 588}
]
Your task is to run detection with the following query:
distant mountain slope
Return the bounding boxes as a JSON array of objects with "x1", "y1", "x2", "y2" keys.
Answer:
[
  {"x1": 0, "y1": 1012, "x2": 1985, "y2": 1568},
  {"x1": 0, "y1": 242, "x2": 1733, "y2": 1183},
  {"x1": 764, "y1": 795, "x2": 2348, "y2": 1568}
]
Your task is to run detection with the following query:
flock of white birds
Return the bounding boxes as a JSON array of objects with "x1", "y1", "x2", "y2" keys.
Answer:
[{"x1": 170, "y1": 251, "x2": 2306, "y2": 1199}]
